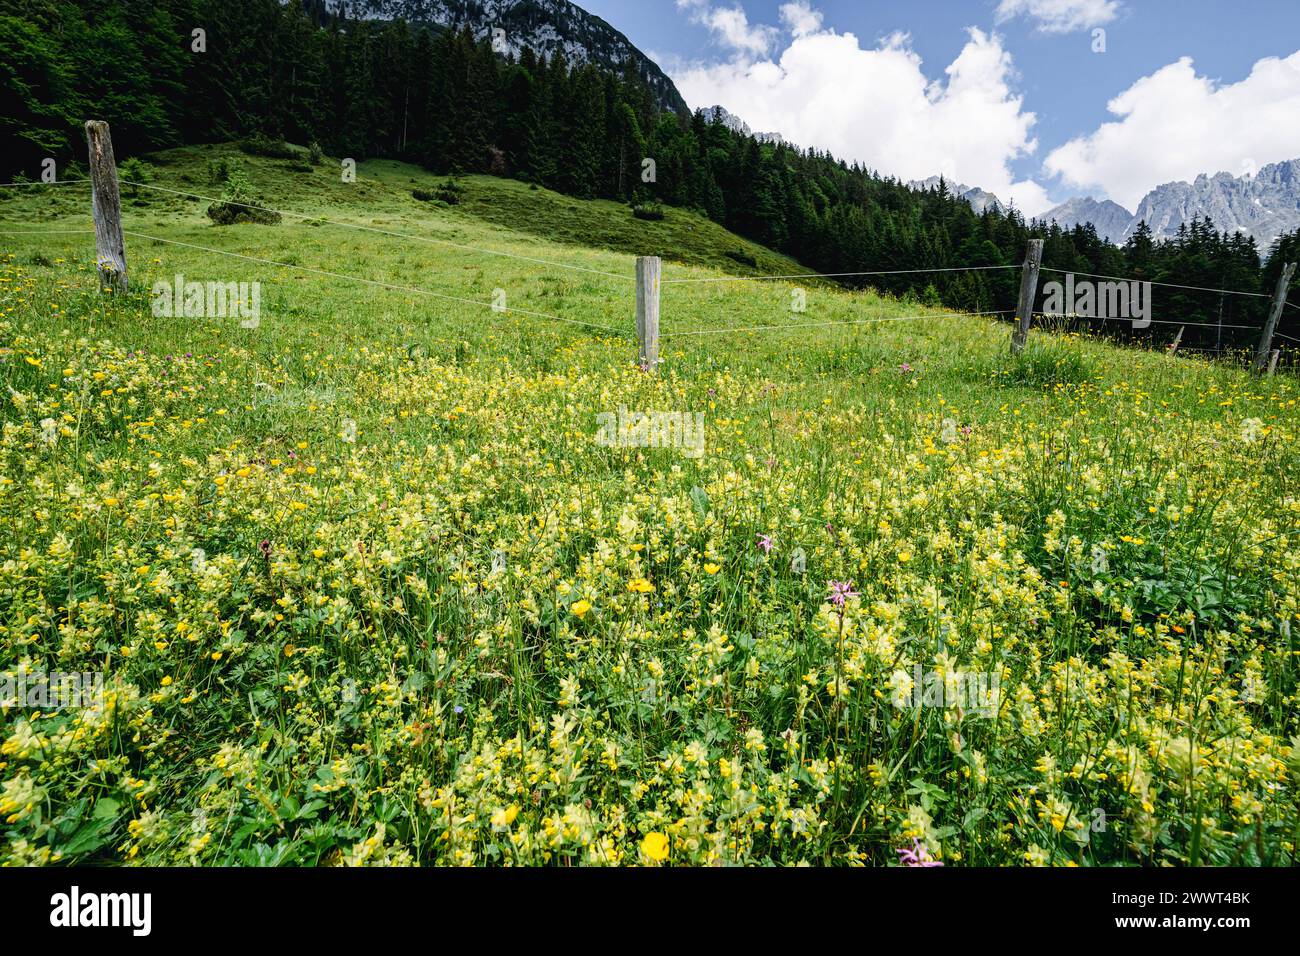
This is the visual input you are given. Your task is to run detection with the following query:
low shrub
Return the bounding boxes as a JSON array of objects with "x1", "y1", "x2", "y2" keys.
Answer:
[
  {"x1": 119, "y1": 157, "x2": 152, "y2": 196},
  {"x1": 238, "y1": 134, "x2": 298, "y2": 159},
  {"x1": 205, "y1": 168, "x2": 281, "y2": 225},
  {"x1": 632, "y1": 202, "x2": 665, "y2": 221},
  {"x1": 435, "y1": 179, "x2": 464, "y2": 204}
]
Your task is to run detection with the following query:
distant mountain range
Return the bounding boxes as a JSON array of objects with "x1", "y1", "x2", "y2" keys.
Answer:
[
  {"x1": 702, "y1": 105, "x2": 792, "y2": 148},
  {"x1": 912, "y1": 161, "x2": 1300, "y2": 250},
  {"x1": 1122, "y1": 160, "x2": 1300, "y2": 248},
  {"x1": 1038, "y1": 196, "x2": 1134, "y2": 243},
  {"x1": 908, "y1": 176, "x2": 1006, "y2": 215},
  {"x1": 318, "y1": 0, "x2": 689, "y2": 114}
]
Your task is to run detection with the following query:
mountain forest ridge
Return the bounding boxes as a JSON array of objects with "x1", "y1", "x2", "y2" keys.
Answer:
[{"x1": 317, "y1": 0, "x2": 689, "y2": 114}]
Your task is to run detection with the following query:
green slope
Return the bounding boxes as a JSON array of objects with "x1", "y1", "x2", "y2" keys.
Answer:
[{"x1": 84, "y1": 144, "x2": 811, "y2": 280}]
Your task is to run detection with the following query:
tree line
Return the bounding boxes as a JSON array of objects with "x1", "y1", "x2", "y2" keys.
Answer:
[{"x1": 3, "y1": 0, "x2": 1296, "y2": 351}]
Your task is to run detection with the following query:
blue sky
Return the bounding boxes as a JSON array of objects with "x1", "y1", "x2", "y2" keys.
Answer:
[{"x1": 581, "y1": 0, "x2": 1300, "y2": 215}]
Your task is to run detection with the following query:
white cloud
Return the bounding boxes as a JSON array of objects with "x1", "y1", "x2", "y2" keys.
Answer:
[
  {"x1": 995, "y1": 0, "x2": 1120, "y2": 34},
  {"x1": 677, "y1": 0, "x2": 778, "y2": 56},
  {"x1": 779, "y1": 1, "x2": 822, "y2": 38},
  {"x1": 672, "y1": 7, "x2": 1053, "y2": 216},
  {"x1": 1044, "y1": 51, "x2": 1300, "y2": 209}
]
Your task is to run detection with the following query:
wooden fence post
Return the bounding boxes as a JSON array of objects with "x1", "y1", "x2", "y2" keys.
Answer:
[
  {"x1": 636, "y1": 255, "x2": 660, "y2": 371},
  {"x1": 1167, "y1": 325, "x2": 1185, "y2": 355},
  {"x1": 1010, "y1": 239, "x2": 1043, "y2": 355},
  {"x1": 1254, "y1": 261, "x2": 1296, "y2": 374},
  {"x1": 85, "y1": 120, "x2": 128, "y2": 293}
]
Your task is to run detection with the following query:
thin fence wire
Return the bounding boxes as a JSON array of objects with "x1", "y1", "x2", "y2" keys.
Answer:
[
  {"x1": 0, "y1": 224, "x2": 1270, "y2": 337},
  {"x1": 118, "y1": 179, "x2": 635, "y2": 283},
  {"x1": 1037, "y1": 265, "x2": 1271, "y2": 299},
  {"x1": 120, "y1": 229, "x2": 625, "y2": 335},
  {"x1": 662, "y1": 309, "x2": 1014, "y2": 338},
  {"x1": 1063, "y1": 315, "x2": 1260, "y2": 331},
  {"x1": 666, "y1": 262, "x2": 1273, "y2": 302},
  {"x1": 663, "y1": 263, "x2": 1020, "y2": 285}
]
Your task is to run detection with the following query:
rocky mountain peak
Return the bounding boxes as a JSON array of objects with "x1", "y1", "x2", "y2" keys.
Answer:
[{"x1": 318, "y1": 0, "x2": 689, "y2": 114}]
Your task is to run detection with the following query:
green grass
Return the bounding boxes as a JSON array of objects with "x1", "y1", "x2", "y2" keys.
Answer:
[{"x1": 0, "y1": 145, "x2": 1296, "y2": 868}]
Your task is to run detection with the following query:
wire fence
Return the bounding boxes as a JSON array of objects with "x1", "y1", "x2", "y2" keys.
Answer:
[
  {"x1": 1037, "y1": 265, "x2": 1272, "y2": 299},
  {"x1": 1051, "y1": 315, "x2": 1260, "y2": 331},
  {"x1": 1, "y1": 171, "x2": 1296, "y2": 362},
  {"x1": 662, "y1": 264, "x2": 1021, "y2": 285},
  {"x1": 660, "y1": 309, "x2": 1015, "y2": 338}
]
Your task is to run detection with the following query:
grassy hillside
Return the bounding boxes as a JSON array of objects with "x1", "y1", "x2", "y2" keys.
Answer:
[
  {"x1": 5, "y1": 143, "x2": 811, "y2": 276},
  {"x1": 0, "y1": 145, "x2": 1297, "y2": 867}
]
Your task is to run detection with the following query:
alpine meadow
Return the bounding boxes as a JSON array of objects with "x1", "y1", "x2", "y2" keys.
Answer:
[{"x1": 2, "y1": 0, "x2": 1300, "y2": 900}]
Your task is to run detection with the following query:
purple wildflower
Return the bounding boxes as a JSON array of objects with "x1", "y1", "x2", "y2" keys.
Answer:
[
  {"x1": 827, "y1": 580, "x2": 859, "y2": 607},
  {"x1": 896, "y1": 837, "x2": 943, "y2": 867},
  {"x1": 757, "y1": 534, "x2": 774, "y2": 554}
]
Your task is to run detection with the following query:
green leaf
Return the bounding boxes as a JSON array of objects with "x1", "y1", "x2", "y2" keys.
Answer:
[
  {"x1": 55, "y1": 817, "x2": 115, "y2": 857},
  {"x1": 690, "y1": 485, "x2": 709, "y2": 518}
]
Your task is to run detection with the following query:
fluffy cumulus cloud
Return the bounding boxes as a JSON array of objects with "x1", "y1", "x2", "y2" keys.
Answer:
[
  {"x1": 676, "y1": 0, "x2": 778, "y2": 56},
  {"x1": 1044, "y1": 51, "x2": 1300, "y2": 209},
  {"x1": 671, "y1": 2, "x2": 1052, "y2": 216},
  {"x1": 994, "y1": 0, "x2": 1120, "y2": 34},
  {"x1": 779, "y1": 1, "x2": 822, "y2": 38}
]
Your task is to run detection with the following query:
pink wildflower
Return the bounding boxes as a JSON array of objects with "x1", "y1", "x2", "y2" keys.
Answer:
[{"x1": 897, "y1": 837, "x2": 943, "y2": 867}]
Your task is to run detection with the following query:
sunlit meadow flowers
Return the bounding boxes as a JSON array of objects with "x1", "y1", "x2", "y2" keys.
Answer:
[{"x1": 1, "y1": 255, "x2": 1297, "y2": 868}]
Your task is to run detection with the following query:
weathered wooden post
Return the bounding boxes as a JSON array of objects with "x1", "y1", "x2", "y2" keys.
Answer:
[
  {"x1": 85, "y1": 120, "x2": 128, "y2": 293},
  {"x1": 1010, "y1": 239, "x2": 1043, "y2": 355},
  {"x1": 636, "y1": 255, "x2": 660, "y2": 371},
  {"x1": 1254, "y1": 261, "x2": 1296, "y2": 374},
  {"x1": 1167, "y1": 325, "x2": 1185, "y2": 355}
]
